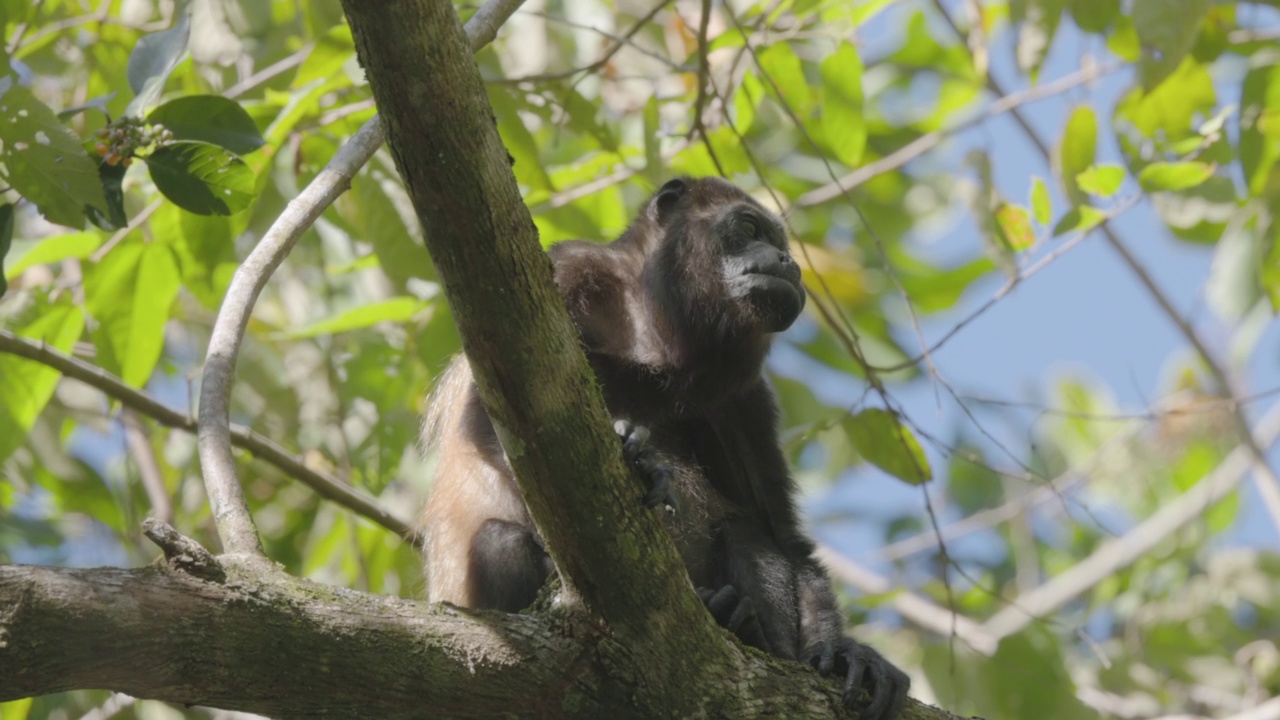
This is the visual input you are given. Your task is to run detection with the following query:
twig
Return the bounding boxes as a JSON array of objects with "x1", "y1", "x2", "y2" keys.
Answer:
[
  {"x1": 815, "y1": 545, "x2": 999, "y2": 655},
  {"x1": 983, "y1": 400, "x2": 1280, "y2": 639},
  {"x1": 498, "y1": 0, "x2": 673, "y2": 84},
  {"x1": 0, "y1": 328, "x2": 418, "y2": 545},
  {"x1": 121, "y1": 409, "x2": 173, "y2": 524},
  {"x1": 195, "y1": 0, "x2": 526, "y2": 557},
  {"x1": 223, "y1": 42, "x2": 315, "y2": 99},
  {"x1": 876, "y1": 421, "x2": 1147, "y2": 561}
]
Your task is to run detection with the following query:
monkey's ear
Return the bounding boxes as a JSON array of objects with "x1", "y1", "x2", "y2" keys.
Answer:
[{"x1": 651, "y1": 178, "x2": 689, "y2": 223}]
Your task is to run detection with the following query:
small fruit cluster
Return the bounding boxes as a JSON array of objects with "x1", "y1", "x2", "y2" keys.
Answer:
[{"x1": 92, "y1": 119, "x2": 174, "y2": 167}]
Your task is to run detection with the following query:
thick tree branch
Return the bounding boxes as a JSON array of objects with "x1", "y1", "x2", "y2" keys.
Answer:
[{"x1": 0, "y1": 560, "x2": 962, "y2": 719}]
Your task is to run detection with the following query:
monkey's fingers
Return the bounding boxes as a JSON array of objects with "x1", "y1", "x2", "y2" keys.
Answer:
[
  {"x1": 725, "y1": 597, "x2": 772, "y2": 653},
  {"x1": 833, "y1": 638, "x2": 910, "y2": 720},
  {"x1": 804, "y1": 639, "x2": 836, "y2": 676}
]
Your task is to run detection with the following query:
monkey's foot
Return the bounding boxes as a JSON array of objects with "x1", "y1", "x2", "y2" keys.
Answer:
[
  {"x1": 697, "y1": 585, "x2": 772, "y2": 654},
  {"x1": 804, "y1": 637, "x2": 910, "y2": 720},
  {"x1": 613, "y1": 419, "x2": 677, "y2": 511}
]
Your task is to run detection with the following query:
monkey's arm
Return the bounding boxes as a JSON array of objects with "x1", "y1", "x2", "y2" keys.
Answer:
[{"x1": 732, "y1": 383, "x2": 911, "y2": 720}]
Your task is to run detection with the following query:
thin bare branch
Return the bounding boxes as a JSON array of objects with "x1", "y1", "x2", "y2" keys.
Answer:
[
  {"x1": 121, "y1": 410, "x2": 173, "y2": 524},
  {"x1": 815, "y1": 545, "x2": 999, "y2": 655},
  {"x1": 195, "y1": 0, "x2": 526, "y2": 557},
  {"x1": 983, "y1": 400, "x2": 1280, "y2": 639},
  {"x1": 794, "y1": 62, "x2": 1121, "y2": 207}
]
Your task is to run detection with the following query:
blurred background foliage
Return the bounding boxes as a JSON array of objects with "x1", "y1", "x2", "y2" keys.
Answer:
[{"x1": 2, "y1": 0, "x2": 1280, "y2": 717}]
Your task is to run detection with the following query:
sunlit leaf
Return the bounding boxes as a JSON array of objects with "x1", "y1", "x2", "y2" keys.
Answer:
[
  {"x1": 1076, "y1": 164, "x2": 1125, "y2": 197},
  {"x1": 843, "y1": 408, "x2": 932, "y2": 485},
  {"x1": 1057, "y1": 105, "x2": 1097, "y2": 205},
  {"x1": 0, "y1": 80, "x2": 108, "y2": 228},
  {"x1": 1138, "y1": 161, "x2": 1216, "y2": 192},
  {"x1": 1030, "y1": 176, "x2": 1053, "y2": 224},
  {"x1": 995, "y1": 203, "x2": 1035, "y2": 250},
  {"x1": 281, "y1": 298, "x2": 429, "y2": 339},
  {"x1": 1239, "y1": 63, "x2": 1280, "y2": 197},
  {"x1": 3, "y1": 231, "x2": 102, "y2": 281},
  {"x1": 1052, "y1": 206, "x2": 1107, "y2": 236},
  {"x1": 758, "y1": 43, "x2": 812, "y2": 118},
  {"x1": 1116, "y1": 58, "x2": 1215, "y2": 139},
  {"x1": 146, "y1": 141, "x2": 256, "y2": 216},
  {"x1": 84, "y1": 241, "x2": 181, "y2": 387},
  {"x1": 820, "y1": 42, "x2": 866, "y2": 167},
  {"x1": 0, "y1": 301, "x2": 85, "y2": 463}
]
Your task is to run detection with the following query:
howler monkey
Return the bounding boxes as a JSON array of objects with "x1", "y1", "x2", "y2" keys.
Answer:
[{"x1": 419, "y1": 177, "x2": 909, "y2": 719}]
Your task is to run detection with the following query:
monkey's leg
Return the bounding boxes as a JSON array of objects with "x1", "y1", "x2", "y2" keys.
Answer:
[
  {"x1": 614, "y1": 419, "x2": 677, "y2": 510},
  {"x1": 468, "y1": 518, "x2": 554, "y2": 612}
]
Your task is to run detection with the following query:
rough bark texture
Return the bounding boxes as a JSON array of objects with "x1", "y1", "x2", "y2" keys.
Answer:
[{"x1": 0, "y1": 562, "x2": 962, "y2": 719}]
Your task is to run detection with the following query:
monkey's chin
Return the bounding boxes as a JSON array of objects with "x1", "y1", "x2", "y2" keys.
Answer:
[{"x1": 741, "y1": 274, "x2": 804, "y2": 333}]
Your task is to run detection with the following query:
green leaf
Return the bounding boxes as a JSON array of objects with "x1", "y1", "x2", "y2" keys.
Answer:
[
  {"x1": 0, "y1": 301, "x2": 85, "y2": 463},
  {"x1": 758, "y1": 43, "x2": 812, "y2": 118},
  {"x1": 86, "y1": 156, "x2": 128, "y2": 230},
  {"x1": 820, "y1": 42, "x2": 866, "y2": 167},
  {"x1": 1107, "y1": 16, "x2": 1141, "y2": 61},
  {"x1": 84, "y1": 241, "x2": 181, "y2": 388},
  {"x1": 843, "y1": 408, "x2": 932, "y2": 485},
  {"x1": 1138, "y1": 161, "x2": 1216, "y2": 192},
  {"x1": 1116, "y1": 58, "x2": 1215, "y2": 140},
  {"x1": 4, "y1": 231, "x2": 102, "y2": 280},
  {"x1": 1076, "y1": 164, "x2": 1125, "y2": 197},
  {"x1": 1030, "y1": 177, "x2": 1053, "y2": 224},
  {"x1": 1133, "y1": 0, "x2": 1209, "y2": 89},
  {"x1": 1052, "y1": 206, "x2": 1107, "y2": 236},
  {"x1": 0, "y1": 204, "x2": 11, "y2": 295},
  {"x1": 995, "y1": 204, "x2": 1036, "y2": 250},
  {"x1": 280, "y1": 297, "x2": 428, "y2": 339},
  {"x1": 124, "y1": 10, "x2": 191, "y2": 116},
  {"x1": 148, "y1": 95, "x2": 265, "y2": 155},
  {"x1": 146, "y1": 141, "x2": 256, "y2": 216},
  {"x1": 0, "y1": 80, "x2": 108, "y2": 228},
  {"x1": 1057, "y1": 105, "x2": 1097, "y2": 206}
]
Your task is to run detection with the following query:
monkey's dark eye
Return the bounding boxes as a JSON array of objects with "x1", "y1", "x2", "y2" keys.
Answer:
[{"x1": 736, "y1": 216, "x2": 761, "y2": 236}]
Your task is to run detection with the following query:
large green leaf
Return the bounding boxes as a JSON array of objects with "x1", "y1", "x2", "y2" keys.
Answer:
[
  {"x1": 84, "y1": 241, "x2": 181, "y2": 387},
  {"x1": 0, "y1": 80, "x2": 108, "y2": 228},
  {"x1": 1116, "y1": 58, "x2": 1216, "y2": 140},
  {"x1": 0, "y1": 301, "x2": 85, "y2": 463},
  {"x1": 146, "y1": 141, "x2": 256, "y2": 216},
  {"x1": 758, "y1": 43, "x2": 812, "y2": 118},
  {"x1": 148, "y1": 95, "x2": 265, "y2": 155},
  {"x1": 843, "y1": 408, "x2": 932, "y2": 485},
  {"x1": 820, "y1": 42, "x2": 866, "y2": 167}
]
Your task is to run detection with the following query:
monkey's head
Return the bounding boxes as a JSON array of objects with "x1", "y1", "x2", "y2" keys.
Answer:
[{"x1": 643, "y1": 177, "x2": 806, "y2": 341}]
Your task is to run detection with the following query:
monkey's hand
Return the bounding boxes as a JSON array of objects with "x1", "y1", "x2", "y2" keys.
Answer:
[
  {"x1": 805, "y1": 637, "x2": 909, "y2": 720},
  {"x1": 697, "y1": 585, "x2": 772, "y2": 654},
  {"x1": 614, "y1": 419, "x2": 677, "y2": 511}
]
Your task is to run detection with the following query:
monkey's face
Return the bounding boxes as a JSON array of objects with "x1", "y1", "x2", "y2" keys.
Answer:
[
  {"x1": 715, "y1": 209, "x2": 805, "y2": 334},
  {"x1": 646, "y1": 176, "x2": 806, "y2": 337}
]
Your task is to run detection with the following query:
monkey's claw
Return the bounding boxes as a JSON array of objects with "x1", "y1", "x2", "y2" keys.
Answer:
[
  {"x1": 614, "y1": 419, "x2": 678, "y2": 511},
  {"x1": 805, "y1": 637, "x2": 909, "y2": 720},
  {"x1": 697, "y1": 585, "x2": 772, "y2": 654}
]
